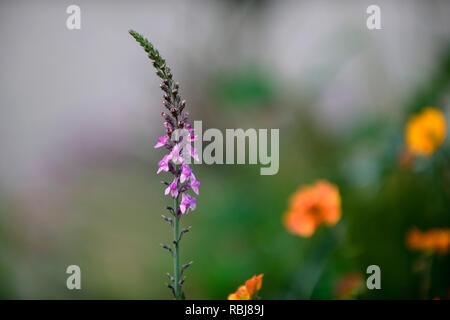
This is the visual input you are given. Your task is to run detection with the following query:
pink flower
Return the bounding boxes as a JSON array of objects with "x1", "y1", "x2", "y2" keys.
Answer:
[
  {"x1": 190, "y1": 173, "x2": 200, "y2": 195},
  {"x1": 157, "y1": 154, "x2": 170, "y2": 174},
  {"x1": 154, "y1": 135, "x2": 169, "y2": 148},
  {"x1": 168, "y1": 144, "x2": 183, "y2": 164},
  {"x1": 185, "y1": 124, "x2": 193, "y2": 132},
  {"x1": 183, "y1": 124, "x2": 197, "y2": 142},
  {"x1": 164, "y1": 177, "x2": 179, "y2": 197},
  {"x1": 180, "y1": 193, "x2": 196, "y2": 214},
  {"x1": 186, "y1": 144, "x2": 199, "y2": 162},
  {"x1": 180, "y1": 164, "x2": 192, "y2": 183}
]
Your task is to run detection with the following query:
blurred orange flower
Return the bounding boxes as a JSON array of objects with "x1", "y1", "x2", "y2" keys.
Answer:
[
  {"x1": 334, "y1": 273, "x2": 364, "y2": 300},
  {"x1": 228, "y1": 285, "x2": 250, "y2": 300},
  {"x1": 228, "y1": 274, "x2": 263, "y2": 300},
  {"x1": 405, "y1": 107, "x2": 446, "y2": 156},
  {"x1": 283, "y1": 180, "x2": 341, "y2": 237},
  {"x1": 406, "y1": 228, "x2": 450, "y2": 254}
]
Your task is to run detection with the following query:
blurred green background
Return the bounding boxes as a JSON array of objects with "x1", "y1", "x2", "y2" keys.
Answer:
[{"x1": 0, "y1": 0, "x2": 449, "y2": 299}]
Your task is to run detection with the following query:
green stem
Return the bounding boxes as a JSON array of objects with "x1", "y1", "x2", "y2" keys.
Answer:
[{"x1": 173, "y1": 196, "x2": 181, "y2": 299}]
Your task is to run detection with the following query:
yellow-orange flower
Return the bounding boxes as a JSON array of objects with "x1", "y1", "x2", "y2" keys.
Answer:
[
  {"x1": 228, "y1": 274, "x2": 263, "y2": 300},
  {"x1": 283, "y1": 180, "x2": 341, "y2": 237},
  {"x1": 405, "y1": 107, "x2": 446, "y2": 156},
  {"x1": 406, "y1": 228, "x2": 450, "y2": 254},
  {"x1": 228, "y1": 285, "x2": 250, "y2": 300}
]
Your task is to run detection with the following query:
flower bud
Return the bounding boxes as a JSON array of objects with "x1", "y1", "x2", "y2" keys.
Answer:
[
  {"x1": 179, "y1": 100, "x2": 186, "y2": 112},
  {"x1": 160, "y1": 84, "x2": 169, "y2": 92}
]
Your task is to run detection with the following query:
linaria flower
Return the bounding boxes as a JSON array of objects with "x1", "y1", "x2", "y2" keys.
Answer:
[
  {"x1": 186, "y1": 144, "x2": 199, "y2": 162},
  {"x1": 190, "y1": 173, "x2": 200, "y2": 195},
  {"x1": 154, "y1": 135, "x2": 169, "y2": 148},
  {"x1": 164, "y1": 177, "x2": 179, "y2": 198},
  {"x1": 180, "y1": 193, "x2": 196, "y2": 214},
  {"x1": 168, "y1": 143, "x2": 183, "y2": 164},
  {"x1": 157, "y1": 154, "x2": 170, "y2": 174},
  {"x1": 180, "y1": 164, "x2": 192, "y2": 183},
  {"x1": 283, "y1": 180, "x2": 341, "y2": 237},
  {"x1": 130, "y1": 29, "x2": 200, "y2": 299}
]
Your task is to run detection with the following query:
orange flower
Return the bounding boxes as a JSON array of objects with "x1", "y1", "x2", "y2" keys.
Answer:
[
  {"x1": 334, "y1": 273, "x2": 364, "y2": 300},
  {"x1": 245, "y1": 274, "x2": 263, "y2": 297},
  {"x1": 228, "y1": 285, "x2": 250, "y2": 300},
  {"x1": 228, "y1": 274, "x2": 263, "y2": 300},
  {"x1": 283, "y1": 180, "x2": 341, "y2": 237},
  {"x1": 405, "y1": 107, "x2": 446, "y2": 156},
  {"x1": 406, "y1": 228, "x2": 450, "y2": 254}
]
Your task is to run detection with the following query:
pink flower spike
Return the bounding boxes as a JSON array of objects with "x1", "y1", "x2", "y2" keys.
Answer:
[
  {"x1": 157, "y1": 154, "x2": 170, "y2": 174},
  {"x1": 190, "y1": 173, "x2": 200, "y2": 195},
  {"x1": 180, "y1": 164, "x2": 192, "y2": 183},
  {"x1": 164, "y1": 177, "x2": 179, "y2": 198},
  {"x1": 186, "y1": 144, "x2": 199, "y2": 162},
  {"x1": 154, "y1": 135, "x2": 169, "y2": 148}
]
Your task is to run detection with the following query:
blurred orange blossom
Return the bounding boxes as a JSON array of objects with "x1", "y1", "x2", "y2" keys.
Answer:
[
  {"x1": 405, "y1": 107, "x2": 446, "y2": 156},
  {"x1": 228, "y1": 274, "x2": 264, "y2": 300},
  {"x1": 334, "y1": 273, "x2": 364, "y2": 300},
  {"x1": 406, "y1": 228, "x2": 450, "y2": 254},
  {"x1": 283, "y1": 180, "x2": 341, "y2": 237}
]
